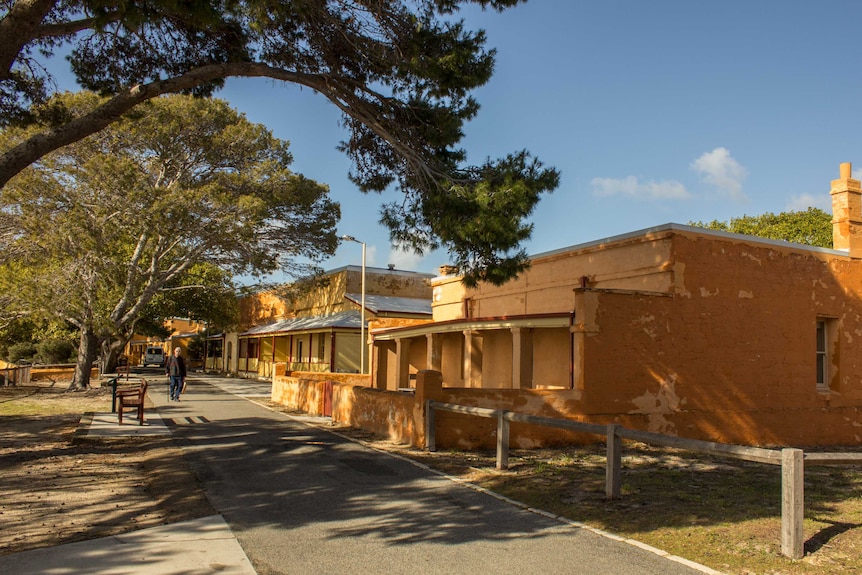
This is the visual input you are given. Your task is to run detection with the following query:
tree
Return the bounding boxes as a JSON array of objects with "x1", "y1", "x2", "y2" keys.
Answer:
[
  {"x1": 146, "y1": 264, "x2": 240, "y2": 333},
  {"x1": 0, "y1": 314, "x2": 76, "y2": 363},
  {"x1": 690, "y1": 207, "x2": 833, "y2": 248},
  {"x1": 101, "y1": 263, "x2": 241, "y2": 374},
  {"x1": 0, "y1": 92, "x2": 339, "y2": 387},
  {"x1": 0, "y1": 0, "x2": 558, "y2": 286}
]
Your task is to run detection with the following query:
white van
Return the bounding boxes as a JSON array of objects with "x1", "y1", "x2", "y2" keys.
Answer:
[{"x1": 143, "y1": 346, "x2": 165, "y2": 367}]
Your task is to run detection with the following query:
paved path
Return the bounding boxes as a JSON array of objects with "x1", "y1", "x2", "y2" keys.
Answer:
[{"x1": 153, "y1": 375, "x2": 718, "y2": 575}]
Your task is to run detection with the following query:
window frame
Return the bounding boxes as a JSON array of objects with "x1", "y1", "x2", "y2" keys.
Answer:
[{"x1": 816, "y1": 317, "x2": 837, "y2": 392}]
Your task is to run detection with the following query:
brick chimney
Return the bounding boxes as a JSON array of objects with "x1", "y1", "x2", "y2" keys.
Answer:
[{"x1": 831, "y1": 162, "x2": 862, "y2": 257}]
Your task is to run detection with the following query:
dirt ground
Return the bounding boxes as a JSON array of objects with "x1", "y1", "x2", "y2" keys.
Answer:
[{"x1": 0, "y1": 384, "x2": 213, "y2": 556}]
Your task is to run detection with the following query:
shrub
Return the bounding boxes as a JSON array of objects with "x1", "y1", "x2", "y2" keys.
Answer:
[
  {"x1": 36, "y1": 339, "x2": 76, "y2": 364},
  {"x1": 7, "y1": 342, "x2": 37, "y2": 363}
]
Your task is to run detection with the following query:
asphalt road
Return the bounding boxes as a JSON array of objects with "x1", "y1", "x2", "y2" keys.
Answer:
[{"x1": 155, "y1": 376, "x2": 715, "y2": 575}]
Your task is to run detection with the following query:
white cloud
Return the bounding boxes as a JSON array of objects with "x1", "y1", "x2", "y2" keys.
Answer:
[
  {"x1": 364, "y1": 244, "x2": 378, "y2": 267},
  {"x1": 786, "y1": 193, "x2": 830, "y2": 212},
  {"x1": 690, "y1": 147, "x2": 748, "y2": 202},
  {"x1": 387, "y1": 245, "x2": 424, "y2": 270},
  {"x1": 590, "y1": 176, "x2": 690, "y2": 200}
]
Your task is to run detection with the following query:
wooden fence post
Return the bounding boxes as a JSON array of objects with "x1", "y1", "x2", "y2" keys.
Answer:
[
  {"x1": 496, "y1": 411, "x2": 510, "y2": 470},
  {"x1": 425, "y1": 400, "x2": 437, "y2": 452},
  {"x1": 606, "y1": 423, "x2": 622, "y2": 499},
  {"x1": 781, "y1": 448, "x2": 804, "y2": 560},
  {"x1": 413, "y1": 370, "x2": 443, "y2": 447}
]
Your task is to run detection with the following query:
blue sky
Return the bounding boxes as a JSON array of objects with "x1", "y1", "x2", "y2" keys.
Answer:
[
  {"x1": 39, "y1": 1, "x2": 862, "y2": 281},
  {"x1": 217, "y1": 0, "x2": 862, "y2": 279}
]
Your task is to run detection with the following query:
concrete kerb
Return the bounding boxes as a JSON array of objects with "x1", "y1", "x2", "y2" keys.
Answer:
[{"x1": 246, "y1": 397, "x2": 727, "y2": 575}]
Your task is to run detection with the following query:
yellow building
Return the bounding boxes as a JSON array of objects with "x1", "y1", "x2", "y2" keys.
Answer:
[
  {"x1": 213, "y1": 265, "x2": 433, "y2": 379},
  {"x1": 126, "y1": 317, "x2": 206, "y2": 367}
]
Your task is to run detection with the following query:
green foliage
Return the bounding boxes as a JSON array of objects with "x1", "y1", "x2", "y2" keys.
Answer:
[
  {"x1": 0, "y1": 92, "x2": 337, "y2": 385},
  {"x1": 147, "y1": 264, "x2": 241, "y2": 333},
  {"x1": 1, "y1": 0, "x2": 556, "y2": 286},
  {"x1": 36, "y1": 338, "x2": 75, "y2": 364},
  {"x1": 0, "y1": 316, "x2": 39, "y2": 349},
  {"x1": 0, "y1": 317, "x2": 77, "y2": 362},
  {"x1": 6, "y1": 341, "x2": 36, "y2": 363},
  {"x1": 186, "y1": 335, "x2": 205, "y2": 362},
  {"x1": 689, "y1": 207, "x2": 833, "y2": 248}
]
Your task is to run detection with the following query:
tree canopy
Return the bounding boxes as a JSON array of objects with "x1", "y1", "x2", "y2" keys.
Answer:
[
  {"x1": 1, "y1": 0, "x2": 558, "y2": 286},
  {"x1": 0, "y1": 92, "x2": 338, "y2": 386},
  {"x1": 689, "y1": 207, "x2": 833, "y2": 248}
]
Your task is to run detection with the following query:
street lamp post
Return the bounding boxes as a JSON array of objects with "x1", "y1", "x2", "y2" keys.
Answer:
[{"x1": 341, "y1": 235, "x2": 366, "y2": 374}]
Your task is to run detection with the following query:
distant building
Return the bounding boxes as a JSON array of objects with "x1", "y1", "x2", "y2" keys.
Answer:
[
  {"x1": 126, "y1": 317, "x2": 206, "y2": 367},
  {"x1": 212, "y1": 265, "x2": 433, "y2": 379}
]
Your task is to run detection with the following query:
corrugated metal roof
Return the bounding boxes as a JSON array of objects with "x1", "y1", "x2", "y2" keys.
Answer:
[
  {"x1": 344, "y1": 293, "x2": 431, "y2": 315},
  {"x1": 240, "y1": 310, "x2": 360, "y2": 337}
]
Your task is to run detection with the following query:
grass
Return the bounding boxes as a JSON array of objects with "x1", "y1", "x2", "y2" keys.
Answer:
[{"x1": 0, "y1": 384, "x2": 112, "y2": 416}]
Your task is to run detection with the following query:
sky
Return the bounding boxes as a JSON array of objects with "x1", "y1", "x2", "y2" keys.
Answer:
[{"x1": 35, "y1": 1, "x2": 862, "y2": 282}]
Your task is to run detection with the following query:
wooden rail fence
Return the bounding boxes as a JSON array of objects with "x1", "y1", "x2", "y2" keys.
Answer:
[
  {"x1": 425, "y1": 400, "x2": 862, "y2": 560},
  {"x1": 1, "y1": 365, "x2": 31, "y2": 386}
]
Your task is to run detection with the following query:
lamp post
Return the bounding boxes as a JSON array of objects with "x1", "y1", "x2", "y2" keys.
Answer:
[{"x1": 341, "y1": 235, "x2": 366, "y2": 374}]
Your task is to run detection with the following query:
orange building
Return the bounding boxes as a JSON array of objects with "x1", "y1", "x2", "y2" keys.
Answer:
[{"x1": 368, "y1": 163, "x2": 862, "y2": 447}]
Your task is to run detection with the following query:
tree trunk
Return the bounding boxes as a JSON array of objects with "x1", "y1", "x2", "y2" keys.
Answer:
[
  {"x1": 100, "y1": 337, "x2": 127, "y2": 374},
  {"x1": 70, "y1": 326, "x2": 98, "y2": 390}
]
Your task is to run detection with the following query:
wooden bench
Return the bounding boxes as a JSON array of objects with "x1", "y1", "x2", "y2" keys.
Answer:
[{"x1": 116, "y1": 379, "x2": 148, "y2": 425}]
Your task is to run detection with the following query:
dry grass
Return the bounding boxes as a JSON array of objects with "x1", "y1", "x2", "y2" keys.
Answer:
[{"x1": 0, "y1": 383, "x2": 214, "y2": 556}]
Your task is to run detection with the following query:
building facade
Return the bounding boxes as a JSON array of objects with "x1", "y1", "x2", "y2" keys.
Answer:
[
  {"x1": 220, "y1": 265, "x2": 433, "y2": 379},
  {"x1": 368, "y1": 163, "x2": 862, "y2": 446}
]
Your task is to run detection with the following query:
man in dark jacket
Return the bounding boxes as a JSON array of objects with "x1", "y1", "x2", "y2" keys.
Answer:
[{"x1": 165, "y1": 347, "x2": 187, "y2": 401}]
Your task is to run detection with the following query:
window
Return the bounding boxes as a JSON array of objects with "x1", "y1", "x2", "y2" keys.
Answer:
[
  {"x1": 816, "y1": 318, "x2": 838, "y2": 391},
  {"x1": 317, "y1": 334, "x2": 325, "y2": 361},
  {"x1": 816, "y1": 320, "x2": 827, "y2": 389}
]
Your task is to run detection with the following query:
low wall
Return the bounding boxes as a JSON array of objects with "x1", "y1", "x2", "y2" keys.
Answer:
[
  {"x1": 29, "y1": 366, "x2": 99, "y2": 383},
  {"x1": 272, "y1": 376, "x2": 328, "y2": 415},
  {"x1": 332, "y1": 385, "x2": 415, "y2": 445},
  {"x1": 285, "y1": 370, "x2": 370, "y2": 386},
  {"x1": 272, "y1": 371, "x2": 613, "y2": 449},
  {"x1": 272, "y1": 369, "x2": 862, "y2": 448}
]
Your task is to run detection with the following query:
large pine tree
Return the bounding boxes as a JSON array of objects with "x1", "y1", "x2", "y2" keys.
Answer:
[{"x1": 0, "y1": 0, "x2": 558, "y2": 285}]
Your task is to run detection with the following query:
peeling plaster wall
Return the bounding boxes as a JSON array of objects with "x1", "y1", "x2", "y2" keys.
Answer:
[
  {"x1": 575, "y1": 232, "x2": 862, "y2": 446},
  {"x1": 238, "y1": 291, "x2": 289, "y2": 328},
  {"x1": 333, "y1": 385, "x2": 415, "y2": 444}
]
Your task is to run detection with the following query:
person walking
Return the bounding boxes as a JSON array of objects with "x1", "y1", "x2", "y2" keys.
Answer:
[{"x1": 165, "y1": 347, "x2": 187, "y2": 401}]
